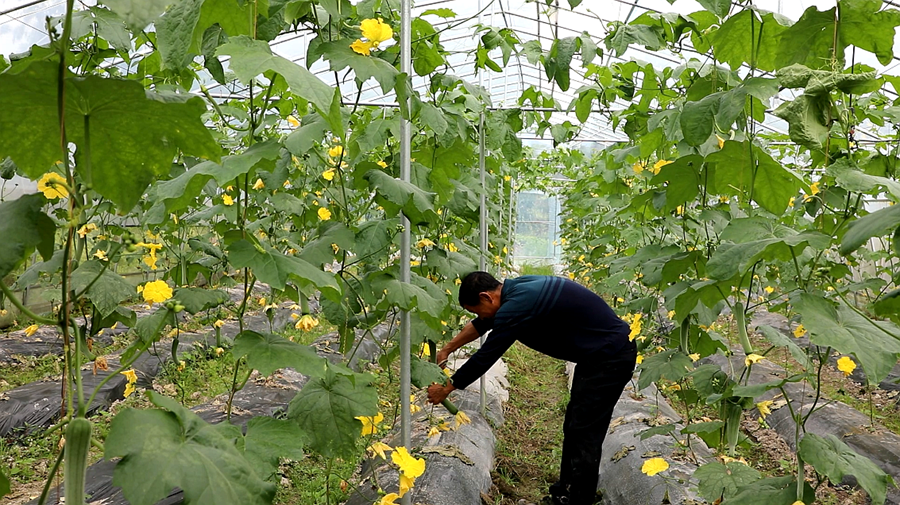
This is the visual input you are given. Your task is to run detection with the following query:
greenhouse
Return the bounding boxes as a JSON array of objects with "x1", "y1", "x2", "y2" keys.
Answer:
[{"x1": 2, "y1": 0, "x2": 900, "y2": 504}]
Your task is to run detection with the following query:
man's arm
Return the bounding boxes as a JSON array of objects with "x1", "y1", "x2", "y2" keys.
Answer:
[{"x1": 435, "y1": 321, "x2": 481, "y2": 367}]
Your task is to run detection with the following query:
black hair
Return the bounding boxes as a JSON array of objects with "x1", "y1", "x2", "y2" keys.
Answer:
[{"x1": 458, "y1": 271, "x2": 501, "y2": 307}]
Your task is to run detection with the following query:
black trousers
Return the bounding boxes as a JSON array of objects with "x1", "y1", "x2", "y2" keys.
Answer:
[{"x1": 551, "y1": 342, "x2": 637, "y2": 505}]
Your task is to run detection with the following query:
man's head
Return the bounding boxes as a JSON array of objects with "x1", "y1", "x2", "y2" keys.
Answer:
[{"x1": 458, "y1": 271, "x2": 502, "y2": 319}]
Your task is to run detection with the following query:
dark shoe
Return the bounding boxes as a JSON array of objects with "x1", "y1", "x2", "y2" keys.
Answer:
[{"x1": 540, "y1": 495, "x2": 570, "y2": 505}]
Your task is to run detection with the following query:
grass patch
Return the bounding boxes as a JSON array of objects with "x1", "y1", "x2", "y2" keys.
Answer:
[
  {"x1": 0, "y1": 354, "x2": 64, "y2": 394},
  {"x1": 488, "y1": 344, "x2": 569, "y2": 504},
  {"x1": 275, "y1": 452, "x2": 360, "y2": 505}
]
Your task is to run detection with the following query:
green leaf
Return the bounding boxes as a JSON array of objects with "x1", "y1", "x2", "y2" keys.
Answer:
[
  {"x1": 370, "y1": 272, "x2": 445, "y2": 319},
  {"x1": 227, "y1": 239, "x2": 340, "y2": 297},
  {"x1": 694, "y1": 461, "x2": 761, "y2": 501},
  {"x1": 156, "y1": 0, "x2": 204, "y2": 70},
  {"x1": 103, "y1": 0, "x2": 171, "y2": 31},
  {"x1": 681, "y1": 93, "x2": 720, "y2": 146},
  {"x1": 80, "y1": 7, "x2": 132, "y2": 51},
  {"x1": 840, "y1": 204, "x2": 900, "y2": 255},
  {"x1": 732, "y1": 379, "x2": 787, "y2": 398},
  {"x1": 0, "y1": 194, "x2": 55, "y2": 279},
  {"x1": 711, "y1": 9, "x2": 788, "y2": 71},
  {"x1": 838, "y1": 0, "x2": 900, "y2": 65},
  {"x1": 421, "y1": 8, "x2": 456, "y2": 18},
  {"x1": 242, "y1": 417, "x2": 305, "y2": 480},
  {"x1": 364, "y1": 169, "x2": 436, "y2": 225},
  {"x1": 233, "y1": 330, "x2": 328, "y2": 378},
  {"x1": 284, "y1": 113, "x2": 329, "y2": 156},
  {"x1": 424, "y1": 249, "x2": 478, "y2": 279},
  {"x1": 216, "y1": 36, "x2": 334, "y2": 118},
  {"x1": 606, "y1": 23, "x2": 664, "y2": 57},
  {"x1": 829, "y1": 159, "x2": 900, "y2": 199},
  {"x1": 0, "y1": 62, "x2": 221, "y2": 211},
  {"x1": 637, "y1": 349, "x2": 693, "y2": 390},
  {"x1": 757, "y1": 325, "x2": 811, "y2": 370},
  {"x1": 353, "y1": 218, "x2": 397, "y2": 261},
  {"x1": 418, "y1": 103, "x2": 448, "y2": 137},
  {"x1": 799, "y1": 433, "x2": 894, "y2": 505},
  {"x1": 775, "y1": 6, "x2": 838, "y2": 69},
  {"x1": 773, "y1": 94, "x2": 831, "y2": 150},
  {"x1": 0, "y1": 466, "x2": 9, "y2": 498},
  {"x1": 134, "y1": 308, "x2": 176, "y2": 344},
  {"x1": 650, "y1": 155, "x2": 702, "y2": 210},
  {"x1": 410, "y1": 355, "x2": 449, "y2": 389},
  {"x1": 696, "y1": 0, "x2": 731, "y2": 18},
  {"x1": 172, "y1": 287, "x2": 229, "y2": 314},
  {"x1": 705, "y1": 141, "x2": 804, "y2": 214},
  {"x1": 105, "y1": 392, "x2": 275, "y2": 505},
  {"x1": 778, "y1": 64, "x2": 881, "y2": 95},
  {"x1": 299, "y1": 222, "x2": 355, "y2": 266},
  {"x1": 796, "y1": 294, "x2": 900, "y2": 385},
  {"x1": 287, "y1": 368, "x2": 378, "y2": 458},
  {"x1": 638, "y1": 423, "x2": 676, "y2": 440},
  {"x1": 681, "y1": 420, "x2": 725, "y2": 434},
  {"x1": 707, "y1": 218, "x2": 830, "y2": 280},
  {"x1": 318, "y1": 41, "x2": 398, "y2": 94},
  {"x1": 71, "y1": 260, "x2": 135, "y2": 317},
  {"x1": 726, "y1": 475, "x2": 814, "y2": 505}
]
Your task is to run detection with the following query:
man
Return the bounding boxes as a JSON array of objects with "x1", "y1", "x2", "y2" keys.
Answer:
[{"x1": 427, "y1": 271, "x2": 637, "y2": 505}]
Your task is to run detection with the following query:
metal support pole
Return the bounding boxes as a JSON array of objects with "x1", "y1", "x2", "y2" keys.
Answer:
[
  {"x1": 478, "y1": 111, "x2": 488, "y2": 415},
  {"x1": 399, "y1": 2, "x2": 412, "y2": 503}
]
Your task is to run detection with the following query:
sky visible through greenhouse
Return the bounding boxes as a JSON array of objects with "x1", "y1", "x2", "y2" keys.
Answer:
[{"x1": 6, "y1": 0, "x2": 900, "y2": 147}]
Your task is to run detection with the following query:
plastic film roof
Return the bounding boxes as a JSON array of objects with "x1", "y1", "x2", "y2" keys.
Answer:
[{"x1": 4, "y1": 0, "x2": 900, "y2": 146}]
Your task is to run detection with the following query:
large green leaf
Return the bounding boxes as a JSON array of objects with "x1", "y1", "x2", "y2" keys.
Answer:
[
  {"x1": 364, "y1": 169, "x2": 437, "y2": 225},
  {"x1": 798, "y1": 433, "x2": 894, "y2": 505},
  {"x1": 172, "y1": 287, "x2": 229, "y2": 314},
  {"x1": 711, "y1": 9, "x2": 788, "y2": 71},
  {"x1": 795, "y1": 294, "x2": 900, "y2": 385},
  {"x1": 242, "y1": 416, "x2": 305, "y2": 480},
  {"x1": 156, "y1": 140, "x2": 282, "y2": 211},
  {"x1": 697, "y1": 0, "x2": 731, "y2": 18},
  {"x1": 370, "y1": 272, "x2": 445, "y2": 319},
  {"x1": 299, "y1": 222, "x2": 355, "y2": 266},
  {"x1": 134, "y1": 308, "x2": 176, "y2": 344},
  {"x1": 775, "y1": 6, "x2": 838, "y2": 69},
  {"x1": 757, "y1": 325, "x2": 811, "y2": 370},
  {"x1": 680, "y1": 93, "x2": 720, "y2": 146},
  {"x1": 725, "y1": 475, "x2": 814, "y2": 505},
  {"x1": 227, "y1": 239, "x2": 340, "y2": 298},
  {"x1": 73, "y1": 7, "x2": 132, "y2": 51},
  {"x1": 650, "y1": 155, "x2": 702, "y2": 210},
  {"x1": 0, "y1": 195, "x2": 55, "y2": 279},
  {"x1": 105, "y1": 392, "x2": 275, "y2": 505},
  {"x1": 424, "y1": 249, "x2": 478, "y2": 279},
  {"x1": 216, "y1": 36, "x2": 335, "y2": 124},
  {"x1": 0, "y1": 466, "x2": 9, "y2": 498},
  {"x1": 155, "y1": 0, "x2": 204, "y2": 70},
  {"x1": 773, "y1": 94, "x2": 831, "y2": 150},
  {"x1": 103, "y1": 0, "x2": 171, "y2": 31},
  {"x1": 705, "y1": 141, "x2": 803, "y2": 214},
  {"x1": 232, "y1": 330, "x2": 327, "y2": 378},
  {"x1": 707, "y1": 218, "x2": 830, "y2": 280},
  {"x1": 410, "y1": 355, "x2": 449, "y2": 389},
  {"x1": 71, "y1": 260, "x2": 135, "y2": 317},
  {"x1": 840, "y1": 204, "x2": 900, "y2": 255},
  {"x1": 828, "y1": 159, "x2": 900, "y2": 199},
  {"x1": 838, "y1": 0, "x2": 900, "y2": 65},
  {"x1": 778, "y1": 64, "x2": 881, "y2": 95},
  {"x1": 637, "y1": 349, "x2": 693, "y2": 390},
  {"x1": 318, "y1": 41, "x2": 398, "y2": 94},
  {"x1": 287, "y1": 369, "x2": 378, "y2": 458},
  {"x1": 694, "y1": 461, "x2": 761, "y2": 502},
  {"x1": 0, "y1": 62, "x2": 221, "y2": 210},
  {"x1": 353, "y1": 218, "x2": 397, "y2": 261}
]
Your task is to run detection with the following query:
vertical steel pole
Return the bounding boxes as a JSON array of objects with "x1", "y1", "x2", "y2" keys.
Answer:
[
  {"x1": 399, "y1": 2, "x2": 412, "y2": 503},
  {"x1": 478, "y1": 111, "x2": 488, "y2": 414}
]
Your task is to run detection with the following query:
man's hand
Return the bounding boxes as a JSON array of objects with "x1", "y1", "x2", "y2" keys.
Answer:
[
  {"x1": 427, "y1": 382, "x2": 455, "y2": 405},
  {"x1": 436, "y1": 348, "x2": 450, "y2": 369}
]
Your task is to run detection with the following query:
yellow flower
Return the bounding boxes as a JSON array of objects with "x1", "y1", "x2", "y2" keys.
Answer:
[
  {"x1": 837, "y1": 356, "x2": 856, "y2": 376},
  {"x1": 215, "y1": 347, "x2": 225, "y2": 356},
  {"x1": 628, "y1": 313, "x2": 643, "y2": 342},
  {"x1": 350, "y1": 38, "x2": 376, "y2": 55},
  {"x1": 427, "y1": 426, "x2": 441, "y2": 438},
  {"x1": 328, "y1": 145, "x2": 344, "y2": 159},
  {"x1": 286, "y1": 115, "x2": 300, "y2": 127},
  {"x1": 632, "y1": 162, "x2": 645, "y2": 175},
  {"x1": 356, "y1": 412, "x2": 384, "y2": 436},
  {"x1": 651, "y1": 159, "x2": 673, "y2": 175},
  {"x1": 121, "y1": 368, "x2": 138, "y2": 384},
  {"x1": 667, "y1": 310, "x2": 676, "y2": 320},
  {"x1": 368, "y1": 441, "x2": 393, "y2": 459},
  {"x1": 793, "y1": 324, "x2": 807, "y2": 338},
  {"x1": 792, "y1": 501, "x2": 805, "y2": 505},
  {"x1": 809, "y1": 181, "x2": 820, "y2": 195},
  {"x1": 142, "y1": 280, "x2": 173, "y2": 304},
  {"x1": 77, "y1": 223, "x2": 97, "y2": 238},
  {"x1": 448, "y1": 242, "x2": 458, "y2": 252},
  {"x1": 223, "y1": 194, "x2": 234, "y2": 206},
  {"x1": 377, "y1": 160, "x2": 388, "y2": 168},
  {"x1": 318, "y1": 207, "x2": 332, "y2": 221},
  {"x1": 789, "y1": 196, "x2": 796, "y2": 207},
  {"x1": 37, "y1": 172, "x2": 68, "y2": 199},
  {"x1": 636, "y1": 353, "x2": 644, "y2": 364},
  {"x1": 764, "y1": 286, "x2": 774, "y2": 294},
  {"x1": 689, "y1": 353, "x2": 700, "y2": 362},
  {"x1": 641, "y1": 457, "x2": 669, "y2": 476},
  {"x1": 360, "y1": 18, "x2": 394, "y2": 45},
  {"x1": 252, "y1": 178, "x2": 265, "y2": 190},
  {"x1": 744, "y1": 353, "x2": 764, "y2": 367},
  {"x1": 379, "y1": 493, "x2": 401, "y2": 505},
  {"x1": 391, "y1": 446, "x2": 425, "y2": 479},
  {"x1": 420, "y1": 343, "x2": 431, "y2": 357},
  {"x1": 322, "y1": 168, "x2": 336, "y2": 181},
  {"x1": 399, "y1": 474, "x2": 414, "y2": 497},
  {"x1": 757, "y1": 400, "x2": 773, "y2": 420},
  {"x1": 124, "y1": 382, "x2": 136, "y2": 398},
  {"x1": 716, "y1": 134, "x2": 725, "y2": 149},
  {"x1": 454, "y1": 411, "x2": 471, "y2": 429},
  {"x1": 719, "y1": 195, "x2": 729, "y2": 203},
  {"x1": 676, "y1": 205, "x2": 684, "y2": 215},
  {"x1": 94, "y1": 249, "x2": 109, "y2": 261},
  {"x1": 24, "y1": 324, "x2": 39, "y2": 337},
  {"x1": 295, "y1": 314, "x2": 319, "y2": 331},
  {"x1": 213, "y1": 319, "x2": 225, "y2": 328},
  {"x1": 416, "y1": 238, "x2": 435, "y2": 248}
]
